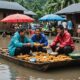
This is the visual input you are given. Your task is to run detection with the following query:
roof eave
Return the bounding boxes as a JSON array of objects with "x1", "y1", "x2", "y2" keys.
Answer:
[{"x1": 56, "y1": 11, "x2": 80, "y2": 15}]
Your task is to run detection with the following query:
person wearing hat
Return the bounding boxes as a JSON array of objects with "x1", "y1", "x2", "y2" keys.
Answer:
[{"x1": 8, "y1": 28, "x2": 33, "y2": 56}]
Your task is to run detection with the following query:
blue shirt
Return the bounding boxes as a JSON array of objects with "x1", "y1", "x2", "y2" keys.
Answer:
[
  {"x1": 67, "y1": 21, "x2": 73, "y2": 30},
  {"x1": 31, "y1": 34, "x2": 48, "y2": 46}
]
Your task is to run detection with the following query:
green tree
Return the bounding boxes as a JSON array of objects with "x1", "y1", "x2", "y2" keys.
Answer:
[
  {"x1": 44, "y1": 0, "x2": 80, "y2": 14},
  {"x1": 62, "y1": 0, "x2": 79, "y2": 8},
  {"x1": 22, "y1": 0, "x2": 46, "y2": 19},
  {"x1": 4, "y1": 0, "x2": 15, "y2": 1},
  {"x1": 43, "y1": 0, "x2": 63, "y2": 14},
  {"x1": 6, "y1": 0, "x2": 80, "y2": 18}
]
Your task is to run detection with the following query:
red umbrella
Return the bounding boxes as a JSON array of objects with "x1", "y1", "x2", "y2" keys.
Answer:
[{"x1": 1, "y1": 13, "x2": 34, "y2": 23}]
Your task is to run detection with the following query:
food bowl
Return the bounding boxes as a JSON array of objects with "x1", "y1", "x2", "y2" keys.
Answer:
[
  {"x1": 29, "y1": 58, "x2": 36, "y2": 63},
  {"x1": 69, "y1": 51, "x2": 80, "y2": 59},
  {"x1": 49, "y1": 52, "x2": 58, "y2": 56}
]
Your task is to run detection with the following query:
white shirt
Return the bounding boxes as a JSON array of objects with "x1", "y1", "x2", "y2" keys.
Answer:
[{"x1": 62, "y1": 22, "x2": 67, "y2": 29}]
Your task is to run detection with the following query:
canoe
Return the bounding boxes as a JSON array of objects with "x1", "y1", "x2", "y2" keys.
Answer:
[{"x1": 0, "y1": 52, "x2": 80, "y2": 71}]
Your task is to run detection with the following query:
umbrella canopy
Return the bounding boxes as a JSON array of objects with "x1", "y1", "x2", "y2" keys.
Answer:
[
  {"x1": 1, "y1": 13, "x2": 34, "y2": 23},
  {"x1": 39, "y1": 14, "x2": 65, "y2": 21}
]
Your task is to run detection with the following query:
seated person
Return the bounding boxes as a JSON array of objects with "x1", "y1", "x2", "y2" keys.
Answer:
[
  {"x1": 50, "y1": 25, "x2": 74, "y2": 55},
  {"x1": 31, "y1": 28, "x2": 48, "y2": 52},
  {"x1": 8, "y1": 28, "x2": 33, "y2": 56}
]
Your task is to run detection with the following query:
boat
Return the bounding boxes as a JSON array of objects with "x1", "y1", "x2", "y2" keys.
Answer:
[{"x1": 0, "y1": 52, "x2": 80, "y2": 71}]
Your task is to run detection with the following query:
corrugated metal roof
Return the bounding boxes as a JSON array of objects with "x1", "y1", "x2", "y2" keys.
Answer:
[
  {"x1": 24, "y1": 11, "x2": 36, "y2": 16},
  {"x1": 56, "y1": 3, "x2": 80, "y2": 14},
  {"x1": 0, "y1": 1, "x2": 28, "y2": 11}
]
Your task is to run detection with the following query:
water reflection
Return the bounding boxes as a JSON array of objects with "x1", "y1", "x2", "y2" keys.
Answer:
[
  {"x1": 0, "y1": 64, "x2": 12, "y2": 80},
  {"x1": 29, "y1": 76, "x2": 54, "y2": 80},
  {"x1": 0, "y1": 58, "x2": 80, "y2": 80}
]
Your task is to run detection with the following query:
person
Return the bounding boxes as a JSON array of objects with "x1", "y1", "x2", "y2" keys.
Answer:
[
  {"x1": 14, "y1": 24, "x2": 19, "y2": 31},
  {"x1": 62, "y1": 21, "x2": 67, "y2": 29},
  {"x1": 50, "y1": 25, "x2": 74, "y2": 55},
  {"x1": 67, "y1": 20, "x2": 73, "y2": 36},
  {"x1": 2, "y1": 32, "x2": 6, "y2": 37},
  {"x1": 8, "y1": 27, "x2": 33, "y2": 56},
  {"x1": 67, "y1": 20, "x2": 73, "y2": 30},
  {"x1": 31, "y1": 28, "x2": 48, "y2": 52},
  {"x1": 10, "y1": 24, "x2": 15, "y2": 36},
  {"x1": 42, "y1": 22, "x2": 48, "y2": 31},
  {"x1": 58, "y1": 21, "x2": 62, "y2": 26}
]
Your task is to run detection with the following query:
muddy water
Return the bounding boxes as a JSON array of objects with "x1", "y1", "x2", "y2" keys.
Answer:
[{"x1": 0, "y1": 36, "x2": 80, "y2": 80}]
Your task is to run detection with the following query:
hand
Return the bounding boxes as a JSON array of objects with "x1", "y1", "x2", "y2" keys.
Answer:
[
  {"x1": 40, "y1": 44, "x2": 44, "y2": 47},
  {"x1": 34, "y1": 43, "x2": 40, "y2": 47},
  {"x1": 55, "y1": 47, "x2": 60, "y2": 52},
  {"x1": 27, "y1": 43, "x2": 31, "y2": 46},
  {"x1": 24, "y1": 43, "x2": 31, "y2": 47},
  {"x1": 43, "y1": 46, "x2": 50, "y2": 49}
]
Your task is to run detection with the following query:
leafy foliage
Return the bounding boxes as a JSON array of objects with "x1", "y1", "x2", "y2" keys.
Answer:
[{"x1": 7, "y1": 0, "x2": 80, "y2": 18}]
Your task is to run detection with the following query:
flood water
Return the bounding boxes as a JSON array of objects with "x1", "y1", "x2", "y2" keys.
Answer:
[{"x1": 0, "y1": 36, "x2": 80, "y2": 80}]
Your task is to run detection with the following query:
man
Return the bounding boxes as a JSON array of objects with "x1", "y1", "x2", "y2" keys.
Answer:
[
  {"x1": 62, "y1": 21, "x2": 67, "y2": 29},
  {"x1": 50, "y1": 25, "x2": 74, "y2": 55},
  {"x1": 8, "y1": 28, "x2": 33, "y2": 56},
  {"x1": 31, "y1": 28, "x2": 48, "y2": 52}
]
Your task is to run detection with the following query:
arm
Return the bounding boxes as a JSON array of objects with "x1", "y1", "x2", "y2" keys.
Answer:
[
  {"x1": 25, "y1": 37, "x2": 34, "y2": 46},
  {"x1": 31, "y1": 35, "x2": 36, "y2": 42},
  {"x1": 50, "y1": 35, "x2": 59, "y2": 47},
  {"x1": 13, "y1": 37, "x2": 23, "y2": 47},
  {"x1": 43, "y1": 36, "x2": 48, "y2": 46},
  {"x1": 59, "y1": 34, "x2": 71, "y2": 48}
]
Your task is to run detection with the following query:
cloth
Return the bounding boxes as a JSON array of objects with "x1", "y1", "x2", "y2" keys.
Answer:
[
  {"x1": 50, "y1": 30, "x2": 74, "y2": 50},
  {"x1": 14, "y1": 46, "x2": 31, "y2": 56},
  {"x1": 51, "y1": 45, "x2": 73, "y2": 55},
  {"x1": 8, "y1": 32, "x2": 33, "y2": 56},
  {"x1": 31, "y1": 34, "x2": 48, "y2": 46}
]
